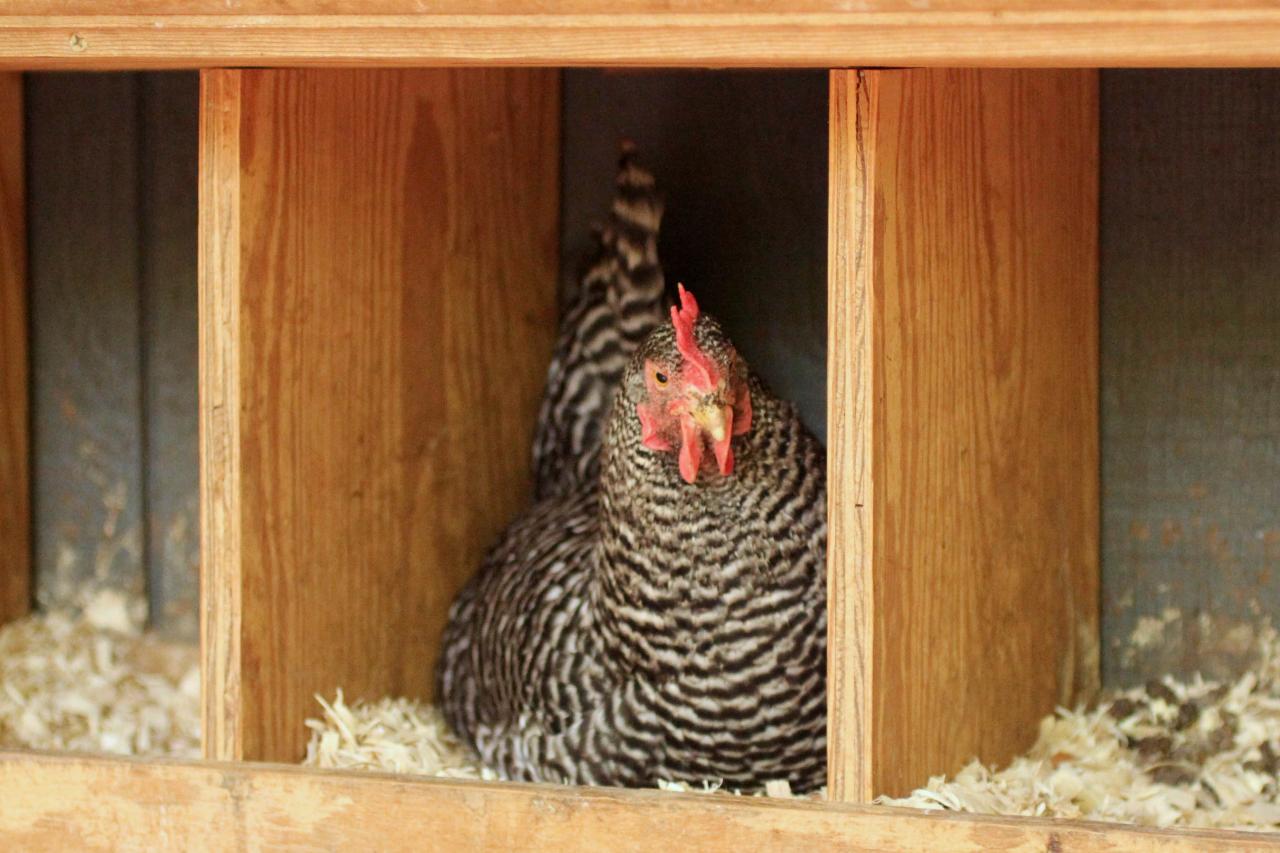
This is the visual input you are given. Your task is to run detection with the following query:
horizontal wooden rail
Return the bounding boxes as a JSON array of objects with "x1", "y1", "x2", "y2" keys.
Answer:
[
  {"x1": 4, "y1": 4, "x2": 1280, "y2": 69},
  {"x1": 0, "y1": 751, "x2": 1274, "y2": 851}
]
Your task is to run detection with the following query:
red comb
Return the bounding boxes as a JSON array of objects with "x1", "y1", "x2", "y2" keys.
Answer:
[{"x1": 671, "y1": 284, "x2": 718, "y2": 392}]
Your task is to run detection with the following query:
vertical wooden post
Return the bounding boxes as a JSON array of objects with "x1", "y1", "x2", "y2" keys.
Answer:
[
  {"x1": 200, "y1": 69, "x2": 560, "y2": 762},
  {"x1": 828, "y1": 68, "x2": 1100, "y2": 800},
  {"x1": 0, "y1": 73, "x2": 29, "y2": 626}
]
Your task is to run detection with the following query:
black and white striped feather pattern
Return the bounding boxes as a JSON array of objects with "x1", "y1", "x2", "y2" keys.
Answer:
[
  {"x1": 531, "y1": 146, "x2": 666, "y2": 501},
  {"x1": 438, "y1": 307, "x2": 828, "y2": 792}
]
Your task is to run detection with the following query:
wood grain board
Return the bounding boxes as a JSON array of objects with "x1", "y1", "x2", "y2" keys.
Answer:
[
  {"x1": 1, "y1": 751, "x2": 1274, "y2": 852},
  {"x1": 25, "y1": 73, "x2": 148, "y2": 613},
  {"x1": 5, "y1": 3, "x2": 1280, "y2": 68},
  {"x1": 828, "y1": 68, "x2": 1100, "y2": 800},
  {"x1": 200, "y1": 68, "x2": 559, "y2": 762},
  {"x1": 826, "y1": 68, "x2": 877, "y2": 804},
  {"x1": 0, "y1": 73, "x2": 28, "y2": 626}
]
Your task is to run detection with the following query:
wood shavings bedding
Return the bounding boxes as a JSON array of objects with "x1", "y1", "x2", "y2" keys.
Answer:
[
  {"x1": 880, "y1": 628, "x2": 1280, "y2": 832},
  {"x1": 303, "y1": 691, "x2": 498, "y2": 781},
  {"x1": 304, "y1": 629, "x2": 1280, "y2": 832},
  {"x1": 7, "y1": 583, "x2": 1277, "y2": 833},
  {"x1": 0, "y1": 590, "x2": 199, "y2": 757},
  {"x1": 302, "y1": 690, "x2": 804, "y2": 794}
]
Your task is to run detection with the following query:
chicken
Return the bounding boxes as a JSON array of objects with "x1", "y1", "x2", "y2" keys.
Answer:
[
  {"x1": 437, "y1": 147, "x2": 827, "y2": 793},
  {"x1": 530, "y1": 143, "x2": 667, "y2": 501}
]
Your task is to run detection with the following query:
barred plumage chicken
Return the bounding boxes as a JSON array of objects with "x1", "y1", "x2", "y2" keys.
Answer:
[{"x1": 437, "y1": 147, "x2": 827, "y2": 792}]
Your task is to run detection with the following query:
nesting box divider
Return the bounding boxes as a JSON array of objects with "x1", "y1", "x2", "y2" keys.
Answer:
[
  {"x1": 0, "y1": 72, "x2": 28, "y2": 627},
  {"x1": 198, "y1": 68, "x2": 560, "y2": 762},
  {"x1": 828, "y1": 68, "x2": 1101, "y2": 800}
]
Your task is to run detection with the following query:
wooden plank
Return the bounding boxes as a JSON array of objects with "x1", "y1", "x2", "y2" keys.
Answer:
[
  {"x1": 0, "y1": 752, "x2": 1273, "y2": 852},
  {"x1": 5, "y1": 6, "x2": 1280, "y2": 69},
  {"x1": 828, "y1": 69, "x2": 1100, "y2": 800},
  {"x1": 826, "y1": 68, "x2": 877, "y2": 804},
  {"x1": 199, "y1": 66, "x2": 244, "y2": 763},
  {"x1": 26, "y1": 73, "x2": 147, "y2": 613},
  {"x1": 11, "y1": 0, "x2": 1280, "y2": 11},
  {"x1": 140, "y1": 72, "x2": 200, "y2": 639},
  {"x1": 0, "y1": 73, "x2": 28, "y2": 625},
  {"x1": 1100, "y1": 70, "x2": 1280, "y2": 685},
  {"x1": 199, "y1": 68, "x2": 559, "y2": 762}
]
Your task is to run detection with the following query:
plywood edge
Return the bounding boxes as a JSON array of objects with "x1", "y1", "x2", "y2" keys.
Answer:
[
  {"x1": 5, "y1": 12, "x2": 1280, "y2": 69},
  {"x1": 0, "y1": 72, "x2": 28, "y2": 626},
  {"x1": 0, "y1": 751, "x2": 1271, "y2": 851},
  {"x1": 826, "y1": 68, "x2": 884, "y2": 805},
  {"x1": 198, "y1": 68, "x2": 244, "y2": 762}
]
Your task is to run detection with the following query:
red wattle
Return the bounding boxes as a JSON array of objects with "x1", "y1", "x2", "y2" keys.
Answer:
[
  {"x1": 678, "y1": 416, "x2": 702, "y2": 484},
  {"x1": 712, "y1": 425, "x2": 734, "y2": 476}
]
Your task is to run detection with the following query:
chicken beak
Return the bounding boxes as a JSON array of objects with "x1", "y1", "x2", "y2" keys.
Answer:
[
  {"x1": 677, "y1": 391, "x2": 737, "y2": 483},
  {"x1": 690, "y1": 400, "x2": 735, "y2": 477},
  {"x1": 692, "y1": 402, "x2": 730, "y2": 444}
]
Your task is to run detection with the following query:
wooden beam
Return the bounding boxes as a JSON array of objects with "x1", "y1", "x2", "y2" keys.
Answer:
[
  {"x1": 0, "y1": 73, "x2": 28, "y2": 626},
  {"x1": 828, "y1": 69, "x2": 1100, "y2": 800},
  {"x1": 199, "y1": 68, "x2": 559, "y2": 762},
  {"x1": 0, "y1": 751, "x2": 1270, "y2": 851},
  {"x1": 5, "y1": 5, "x2": 1280, "y2": 69}
]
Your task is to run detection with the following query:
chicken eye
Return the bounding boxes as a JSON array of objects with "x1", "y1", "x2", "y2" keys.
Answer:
[{"x1": 654, "y1": 371, "x2": 669, "y2": 386}]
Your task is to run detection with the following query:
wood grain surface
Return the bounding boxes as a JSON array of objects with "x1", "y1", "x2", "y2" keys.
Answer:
[
  {"x1": 0, "y1": 751, "x2": 1273, "y2": 852},
  {"x1": 828, "y1": 69, "x2": 1100, "y2": 800},
  {"x1": 199, "y1": 67, "x2": 243, "y2": 763},
  {"x1": 200, "y1": 68, "x2": 559, "y2": 762},
  {"x1": 5, "y1": 4, "x2": 1280, "y2": 69},
  {"x1": 0, "y1": 73, "x2": 28, "y2": 625},
  {"x1": 26, "y1": 73, "x2": 148, "y2": 613},
  {"x1": 826, "y1": 69, "x2": 877, "y2": 804},
  {"x1": 13, "y1": 0, "x2": 1280, "y2": 11}
]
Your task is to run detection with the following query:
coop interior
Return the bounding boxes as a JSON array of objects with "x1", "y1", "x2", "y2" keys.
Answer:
[{"x1": 0, "y1": 68, "x2": 1278, "y2": 831}]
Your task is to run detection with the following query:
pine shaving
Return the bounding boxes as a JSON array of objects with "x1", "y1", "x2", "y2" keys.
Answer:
[
  {"x1": 304, "y1": 629, "x2": 1280, "y2": 832},
  {"x1": 14, "y1": 586, "x2": 1276, "y2": 832},
  {"x1": 879, "y1": 627, "x2": 1280, "y2": 832},
  {"x1": 301, "y1": 691, "x2": 813, "y2": 795},
  {"x1": 0, "y1": 590, "x2": 199, "y2": 757},
  {"x1": 302, "y1": 691, "x2": 498, "y2": 780}
]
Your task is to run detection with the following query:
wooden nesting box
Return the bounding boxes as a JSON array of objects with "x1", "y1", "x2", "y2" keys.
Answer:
[
  {"x1": 0, "y1": 4, "x2": 1277, "y2": 850},
  {"x1": 199, "y1": 65, "x2": 1097, "y2": 797}
]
